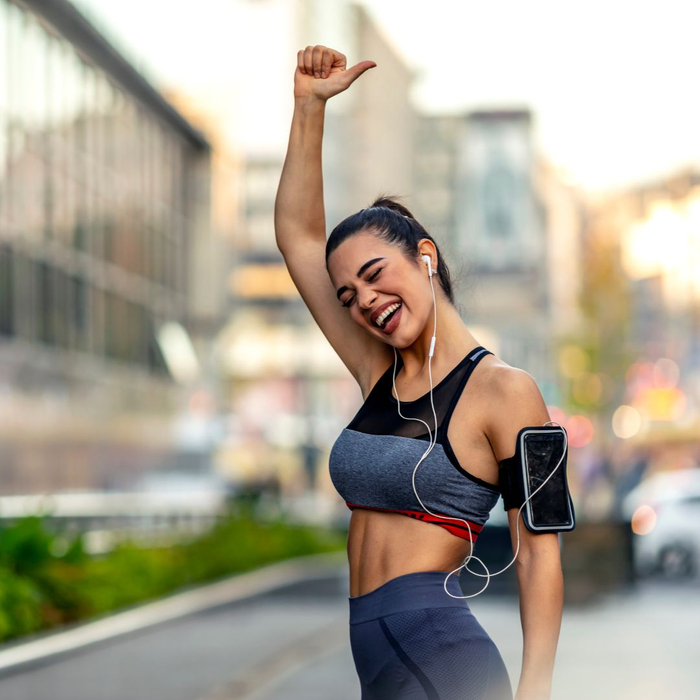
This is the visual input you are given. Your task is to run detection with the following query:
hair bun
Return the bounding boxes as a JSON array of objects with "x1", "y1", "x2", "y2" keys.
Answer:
[{"x1": 369, "y1": 194, "x2": 415, "y2": 220}]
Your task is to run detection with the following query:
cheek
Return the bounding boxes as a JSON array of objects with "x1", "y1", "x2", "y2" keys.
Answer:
[
  {"x1": 349, "y1": 307, "x2": 366, "y2": 327},
  {"x1": 400, "y1": 289, "x2": 431, "y2": 323},
  {"x1": 393, "y1": 271, "x2": 418, "y2": 297}
]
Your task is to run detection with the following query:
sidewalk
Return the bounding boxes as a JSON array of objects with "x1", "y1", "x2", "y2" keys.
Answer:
[
  {"x1": 1, "y1": 557, "x2": 697, "y2": 700},
  {"x1": 255, "y1": 578, "x2": 700, "y2": 700},
  {"x1": 0, "y1": 550, "x2": 347, "y2": 678}
]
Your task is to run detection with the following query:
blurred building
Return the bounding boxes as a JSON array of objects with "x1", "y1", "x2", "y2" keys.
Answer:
[
  {"x1": 0, "y1": 0, "x2": 225, "y2": 494},
  {"x1": 207, "y1": 0, "x2": 417, "y2": 513},
  {"x1": 584, "y1": 168, "x2": 700, "y2": 434},
  {"x1": 232, "y1": 0, "x2": 415, "y2": 255},
  {"x1": 413, "y1": 110, "x2": 586, "y2": 393}
]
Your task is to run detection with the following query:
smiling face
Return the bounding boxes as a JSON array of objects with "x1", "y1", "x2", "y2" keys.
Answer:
[{"x1": 327, "y1": 230, "x2": 439, "y2": 345}]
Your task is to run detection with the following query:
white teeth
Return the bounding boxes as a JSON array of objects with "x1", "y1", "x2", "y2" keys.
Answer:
[{"x1": 375, "y1": 303, "x2": 401, "y2": 328}]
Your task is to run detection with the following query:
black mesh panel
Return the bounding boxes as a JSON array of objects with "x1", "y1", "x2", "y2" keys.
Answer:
[{"x1": 347, "y1": 346, "x2": 493, "y2": 443}]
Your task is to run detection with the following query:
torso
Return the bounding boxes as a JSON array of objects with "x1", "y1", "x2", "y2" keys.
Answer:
[{"x1": 347, "y1": 347, "x2": 509, "y2": 598}]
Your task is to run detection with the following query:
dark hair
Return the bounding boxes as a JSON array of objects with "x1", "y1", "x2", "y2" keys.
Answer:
[{"x1": 325, "y1": 195, "x2": 457, "y2": 306}]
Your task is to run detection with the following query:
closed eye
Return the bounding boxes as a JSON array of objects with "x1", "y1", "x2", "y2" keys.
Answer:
[{"x1": 341, "y1": 268, "x2": 382, "y2": 308}]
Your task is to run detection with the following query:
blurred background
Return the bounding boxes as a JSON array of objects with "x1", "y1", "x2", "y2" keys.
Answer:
[{"x1": 0, "y1": 1, "x2": 699, "y2": 699}]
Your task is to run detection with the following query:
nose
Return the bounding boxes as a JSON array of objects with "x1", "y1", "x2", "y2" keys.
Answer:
[{"x1": 357, "y1": 286, "x2": 377, "y2": 310}]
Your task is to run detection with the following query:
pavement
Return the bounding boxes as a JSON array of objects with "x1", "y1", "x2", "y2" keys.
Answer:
[
  {"x1": 255, "y1": 576, "x2": 700, "y2": 700},
  {"x1": 0, "y1": 553, "x2": 697, "y2": 700}
]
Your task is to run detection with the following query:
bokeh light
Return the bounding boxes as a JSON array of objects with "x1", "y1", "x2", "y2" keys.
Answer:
[
  {"x1": 633, "y1": 386, "x2": 687, "y2": 422},
  {"x1": 631, "y1": 504, "x2": 657, "y2": 535},
  {"x1": 612, "y1": 404, "x2": 642, "y2": 438},
  {"x1": 558, "y1": 345, "x2": 589, "y2": 379},
  {"x1": 566, "y1": 414, "x2": 595, "y2": 448},
  {"x1": 572, "y1": 373, "x2": 603, "y2": 404},
  {"x1": 654, "y1": 358, "x2": 680, "y2": 388}
]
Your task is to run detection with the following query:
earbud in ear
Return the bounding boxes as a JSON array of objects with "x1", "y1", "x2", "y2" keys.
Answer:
[{"x1": 421, "y1": 255, "x2": 434, "y2": 277}]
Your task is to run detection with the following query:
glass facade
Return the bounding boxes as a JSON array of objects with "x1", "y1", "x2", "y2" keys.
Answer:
[
  {"x1": 0, "y1": 0, "x2": 203, "y2": 374},
  {"x1": 0, "y1": 0, "x2": 212, "y2": 495}
]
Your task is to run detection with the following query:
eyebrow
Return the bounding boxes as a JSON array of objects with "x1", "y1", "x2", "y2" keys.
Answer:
[{"x1": 336, "y1": 257, "x2": 386, "y2": 299}]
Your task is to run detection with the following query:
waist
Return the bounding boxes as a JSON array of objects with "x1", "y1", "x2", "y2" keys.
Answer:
[
  {"x1": 347, "y1": 508, "x2": 473, "y2": 582},
  {"x1": 349, "y1": 570, "x2": 469, "y2": 624}
]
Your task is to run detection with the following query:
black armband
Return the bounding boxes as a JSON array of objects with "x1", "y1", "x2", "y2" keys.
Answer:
[{"x1": 497, "y1": 425, "x2": 576, "y2": 533}]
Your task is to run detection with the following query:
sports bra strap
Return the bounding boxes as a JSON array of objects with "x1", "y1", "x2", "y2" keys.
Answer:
[{"x1": 437, "y1": 347, "x2": 493, "y2": 442}]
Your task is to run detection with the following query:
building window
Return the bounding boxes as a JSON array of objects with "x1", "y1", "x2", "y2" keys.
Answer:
[
  {"x1": 70, "y1": 274, "x2": 89, "y2": 352},
  {"x1": 38, "y1": 261, "x2": 55, "y2": 345},
  {"x1": 0, "y1": 245, "x2": 14, "y2": 337}
]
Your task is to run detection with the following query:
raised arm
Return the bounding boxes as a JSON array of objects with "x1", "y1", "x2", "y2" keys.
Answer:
[
  {"x1": 274, "y1": 47, "x2": 388, "y2": 390},
  {"x1": 274, "y1": 64, "x2": 325, "y2": 251}
]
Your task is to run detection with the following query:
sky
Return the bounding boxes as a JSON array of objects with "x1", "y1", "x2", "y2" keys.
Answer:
[{"x1": 74, "y1": 0, "x2": 700, "y2": 194}]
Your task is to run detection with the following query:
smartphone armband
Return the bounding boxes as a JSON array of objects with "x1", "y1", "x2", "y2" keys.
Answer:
[{"x1": 497, "y1": 425, "x2": 576, "y2": 534}]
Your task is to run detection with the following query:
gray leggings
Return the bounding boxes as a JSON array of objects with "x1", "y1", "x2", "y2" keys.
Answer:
[{"x1": 348, "y1": 571, "x2": 513, "y2": 700}]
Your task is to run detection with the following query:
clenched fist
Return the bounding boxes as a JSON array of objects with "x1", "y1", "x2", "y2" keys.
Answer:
[{"x1": 294, "y1": 45, "x2": 377, "y2": 101}]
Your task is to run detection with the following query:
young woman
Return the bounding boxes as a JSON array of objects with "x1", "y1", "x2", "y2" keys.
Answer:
[{"x1": 274, "y1": 45, "x2": 564, "y2": 700}]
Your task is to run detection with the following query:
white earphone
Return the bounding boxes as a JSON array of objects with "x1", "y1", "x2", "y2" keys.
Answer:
[
  {"x1": 391, "y1": 252, "x2": 567, "y2": 598},
  {"x1": 420, "y1": 255, "x2": 437, "y2": 357}
]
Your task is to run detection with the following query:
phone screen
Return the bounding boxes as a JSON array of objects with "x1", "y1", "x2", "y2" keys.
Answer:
[{"x1": 523, "y1": 431, "x2": 572, "y2": 528}]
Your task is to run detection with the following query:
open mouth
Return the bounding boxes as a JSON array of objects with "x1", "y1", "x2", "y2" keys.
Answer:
[{"x1": 374, "y1": 302, "x2": 402, "y2": 330}]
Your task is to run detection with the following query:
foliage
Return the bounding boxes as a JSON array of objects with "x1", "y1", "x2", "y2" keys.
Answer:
[{"x1": 0, "y1": 506, "x2": 346, "y2": 644}]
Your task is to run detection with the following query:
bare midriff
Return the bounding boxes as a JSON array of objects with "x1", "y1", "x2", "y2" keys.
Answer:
[
  {"x1": 346, "y1": 352, "x2": 503, "y2": 598},
  {"x1": 347, "y1": 509, "x2": 475, "y2": 597}
]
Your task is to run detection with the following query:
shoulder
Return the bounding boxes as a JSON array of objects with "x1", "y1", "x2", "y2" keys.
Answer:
[
  {"x1": 484, "y1": 362, "x2": 547, "y2": 410},
  {"x1": 473, "y1": 355, "x2": 541, "y2": 403},
  {"x1": 476, "y1": 360, "x2": 552, "y2": 463}
]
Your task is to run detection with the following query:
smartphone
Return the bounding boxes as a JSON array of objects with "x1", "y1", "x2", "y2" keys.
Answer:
[{"x1": 520, "y1": 428, "x2": 575, "y2": 533}]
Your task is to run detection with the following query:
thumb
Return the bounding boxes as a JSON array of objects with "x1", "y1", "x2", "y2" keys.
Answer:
[{"x1": 340, "y1": 60, "x2": 377, "y2": 86}]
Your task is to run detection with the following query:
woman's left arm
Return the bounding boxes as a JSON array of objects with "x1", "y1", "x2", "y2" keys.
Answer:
[
  {"x1": 508, "y1": 522, "x2": 563, "y2": 700},
  {"x1": 482, "y1": 366, "x2": 565, "y2": 700}
]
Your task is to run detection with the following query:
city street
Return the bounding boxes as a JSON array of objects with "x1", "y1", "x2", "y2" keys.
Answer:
[
  {"x1": 256, "y1": 574, "x2": 700, "y2": 700},
  {"x1": 0, "y1": 566, "x2": 697, "y2": 700},
  {"x1": 3, "y1": 2, "x2": 700, "y2": 700}
]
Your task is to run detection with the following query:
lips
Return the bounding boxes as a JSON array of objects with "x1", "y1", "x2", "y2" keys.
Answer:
[
  {"x1": 378, "y1": 303, "x2": 402, "y2": 334},
  {"x1": 370, "y1": 300, "x2": 402, "y2": 326}
]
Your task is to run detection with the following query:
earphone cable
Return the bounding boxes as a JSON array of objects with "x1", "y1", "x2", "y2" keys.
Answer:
[{"x1": 393, "y1": 256, "x2": 567, "y2": 599}]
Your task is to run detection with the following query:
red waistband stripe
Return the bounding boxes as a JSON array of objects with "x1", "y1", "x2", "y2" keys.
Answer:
[{"x1": 345, "y1": 502, "x2": 482, "y2": 542}]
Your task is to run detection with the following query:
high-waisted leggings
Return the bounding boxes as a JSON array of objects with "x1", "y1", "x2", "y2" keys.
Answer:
[{"x1": 348, "y1": 570, "x2": 513, "y2": 700}]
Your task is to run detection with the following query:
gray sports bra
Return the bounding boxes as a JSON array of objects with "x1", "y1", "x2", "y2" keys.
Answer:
[{"x1": 328, "y1": 346, "x2": 502, "y2": 542}]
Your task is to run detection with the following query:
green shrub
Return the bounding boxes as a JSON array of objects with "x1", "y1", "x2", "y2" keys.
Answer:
[
  {"x1": 0, "y1": 508, "x2": 346, "y2": 644},
  {"x1": 0, "y1": 568, "x2": 45, "y2": 639}
]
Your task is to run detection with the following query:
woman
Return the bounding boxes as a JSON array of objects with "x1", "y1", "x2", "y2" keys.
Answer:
[{"x1": 274, "y1": 45, "x2": 563, "y2": 700}]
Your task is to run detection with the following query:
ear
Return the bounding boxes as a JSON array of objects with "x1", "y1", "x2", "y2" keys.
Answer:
[{"x1": 416, "y1": 238, "x2": 438, "y2": 268}]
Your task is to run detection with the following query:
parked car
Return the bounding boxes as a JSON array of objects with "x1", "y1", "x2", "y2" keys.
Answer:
[{"x1": 621, "y1": 468, "x2": 700, "y2": 579}]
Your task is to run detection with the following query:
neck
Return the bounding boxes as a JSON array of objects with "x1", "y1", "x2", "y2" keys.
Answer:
[{"x1": 396, "y1": 298, "x2": 482, "y2": 381}]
